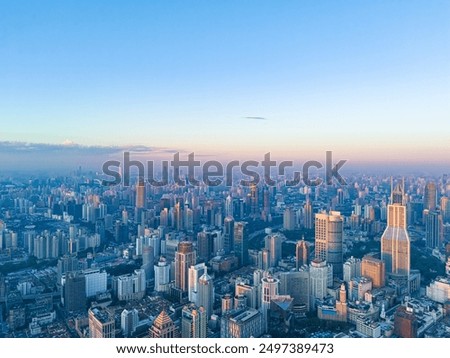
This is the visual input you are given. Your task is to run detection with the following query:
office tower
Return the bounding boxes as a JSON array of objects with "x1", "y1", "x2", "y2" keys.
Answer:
[
  {"x1": 197, "y1": 268, "x2": 214, "y2": 318},
  {"x1": 361, "y1": 256, "x2": 385, "y2": 288},
  {"x1": 234, "y1": 222, "x2": 248, "y2": 266},
  {"x1": 114, "y1": 269, "x2": 146, "y2": 301},
  {"x1": 160, "y1": 208, "x2": 169, "y2": 227},
  {"x1": 175, "y1": 241, "x2": 196, "y2": 292},
  {"x1": 315, "y1": 211, "x2": 343, "y2": 278},
  {"x1": 440, "y1": 196, "x2": 450, "y2": 223},
  {"x1": 279, "y1": 269, "x2": 310, "y2": 311},
  {"x1": 381, "y1": 180, "x2": 410, "y2": 280},
  {"x1": 303, "y1": 199, "x2": 314, "y2": 229},
  {"x1": 337, "y1": 188, "x2": 344, "y2": 205},
  {"x1": 197, "y1": 231, "x2": 214, "y2": 261},
  {"x1": 263, "y1": 188, "x2": 270, "y2": 215},
  {"x1": 296, "y1": 237, "x2": 309, "y2": 269},
  {"x1": 424, "y1": 181, "x2": 437, "y2": 211},
  {"x1": 424, "y1": 210, "x2": 442, "y2": 249},
  {"x1": 121, "y1": 309, "x2": 138, "y2": 337},
  {"x1": 141, "y1": 244, "x2": 154, "y2": 281},
  {"x1": 283, "y1": 207, "x2": 296, "y2": 231},
  {"x1": 84, "y1": 268, "x2": 107, "y2": 297},
  {"x1": 261, "y1": 275, "x2": 279, "y2": 332},
  {"x1": 394, "y1": 306, "x2": 418, "y2": 338},
  {"x1": 154, "y1": 256, "x2": 170, "y2": 293},
  {"x1": 343, "y1": 257, "x2": 361, "y2": 283},
  {"x1": 57, "y1": 255, "x2": 79, "y2": 281},
  {"x1": 174, "y1": 202, "x2": 184, "y2": 231},
  {"x1": 89, "y1": 307, "x2": 115, "y2": 338},
  {"x1": 223, "y1": 216, "x2": 235, "y2": 253},
  {"x1": 264, "y1": 232, "x2": 284, "y2": 268},
  {"x1": 64, "y1": 272, "x2": 86, "y2": 311},
  {"x1": 259, "y1": 248, "x2": 270, "y2": 271},
  {"x1": 188, "y1": 262, "x2": 206, "y2": 303},
  {"x1": 309, "y1": 259, "x2": 330, "y2": 309},
  {"x1": 181, "y1": 304, "x2": 207, "y2": 338},
  {"x1": 135, "y1": 179, "x2": 146, "y2": 209},
  {"x1": 250, "y1": 184, "x2": 258, "y2": 218},
  {"x1": 221, "y1": 294, "x2": 233, "y2": 313},
  {"x1": 225, "y1": 195, "x2": 233, "y2": 217},
  {"x1": 149, "y1": 310, "x2": 179, "y2": 338},
  {"x1": 220, "y1": 307, "x2": 263, "y2": 338}
]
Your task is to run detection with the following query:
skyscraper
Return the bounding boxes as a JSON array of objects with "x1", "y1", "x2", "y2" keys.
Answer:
[
  {"x1": 309, "y1": 259, "x2": 330, "y2": 309},
  {"x1": 381, "y1": 179, "x2": 410, "y2": 280},
  {"x1": 181, "y1": 304, "x2": 207, "y2": 338},
  {"x1": 315, "y1": 211, "x2": 343, "y2": 278},
  {"x1": 175, "y1": 241, "x2": 196, "y2": 292},
  {"x1": 440, "y1": 196, "x2": 450, "y2": 223},
  {"x1": 424, "y1": 181, "x2": 437, "y2": 211},
  {"x1": 135, "y1": 179, "x2": 146, "y2": 209},
  {"x1": 296, "y1": 237, "x2": 309, "y2": 269},
  {"x1": 188, "y1": 262, "x2": 206, "y2": 304},
  {"x1": 424, "y1": 210, "x2": 442, "y2": 249},
  {"x1": 303, "y1": 199, "x2": 314, "y2": 229},
  {"x1": 261, "y1": 275, "x2": 279, "y2": 332},
  {"x1": 223, "y1": 216, "x2": 235, "y2": 254},
  {"x1": 154, "y1": 256, "x2": 170, "y2": 293},
  {"x1": 197, "y1": 268, "x2": 214, "y2": 318},
  {"x1": 121, "y1": 309, "x2": 138, "y2": 337},
  {"x1": 64, "y1": 272, "x2": 86, "y2": 312},
  {"x1": 234, "y1": 222, "x2": 248, "y2": 267},
  {"x1": 264, "y1": 232, "x2": 284, "y2": 268},
  {"x1": 141, "y1": 244, "x2": 154, "y2": 282},
  {"x1": 283, "y1": 207, "x2": 296, "y2": 231}
]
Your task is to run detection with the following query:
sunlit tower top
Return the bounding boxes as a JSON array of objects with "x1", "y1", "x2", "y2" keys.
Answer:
[{"x1": 391, "y1": 177, "x2": 406, "y2": 205}]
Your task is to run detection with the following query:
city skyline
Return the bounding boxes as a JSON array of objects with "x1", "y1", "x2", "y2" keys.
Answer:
[{"x1": 1, "y1": 1, "x2": 450, "y2": 341}]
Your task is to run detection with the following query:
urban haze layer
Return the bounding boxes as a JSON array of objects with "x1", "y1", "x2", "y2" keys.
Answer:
[{"x1": 1, "y1": 1, "x2": 449, "y2": 339}]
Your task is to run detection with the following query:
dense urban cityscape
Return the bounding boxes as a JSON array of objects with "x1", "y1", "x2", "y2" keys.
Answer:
[
  {"x1": 0, "y1": 169, "x2": 449, "y2": 338},
  {"x1": 1, "y1": 1, "x2": 449, "y2": 346}
]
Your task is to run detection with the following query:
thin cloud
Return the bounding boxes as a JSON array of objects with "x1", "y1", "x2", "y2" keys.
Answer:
[
  {"x1": 0, "y1": 141, "x2": 177, "y2": 155},
  {"x1": 242, "y1": 116, "x2": 268, "y2": 121}
]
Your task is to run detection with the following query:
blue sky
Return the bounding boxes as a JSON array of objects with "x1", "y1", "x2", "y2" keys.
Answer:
[{"x1": 1, "y1": 1, "x2": 449, "y2": 168}]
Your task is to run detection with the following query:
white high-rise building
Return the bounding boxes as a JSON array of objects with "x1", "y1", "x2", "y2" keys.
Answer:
[
  {"x1": 261, "y1": 275, "x2": 279, "y2": 332},
  {"x1": 154, "y1": 257, "x2": 170, "y2": 293},
  {"x1": 121, "y1": 309, "x2": 139, "y2": 337},
  {"x1": 343, "y1": 257, "x2": 361, "y2": 283},
  {"x1": 115, "y1": 269, "x2": 146, "y2": 301},
  {"x1": 84, "y1": 268, "x2": 107, "y2": 298},
  {"x1": 197, "y1": 268, "x2": 214, "y2": 319},
  {"x1": 309, "y1": 259, "x2": 331, "y2": 309},
  {"x1": 188, "y1": 262, "x2": 206, "y2": 304}
]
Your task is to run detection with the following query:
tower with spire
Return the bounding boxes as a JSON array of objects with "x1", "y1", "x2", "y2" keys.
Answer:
[{"x1": 381, "y1": 177, "x2": 410, "y2": 285}]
